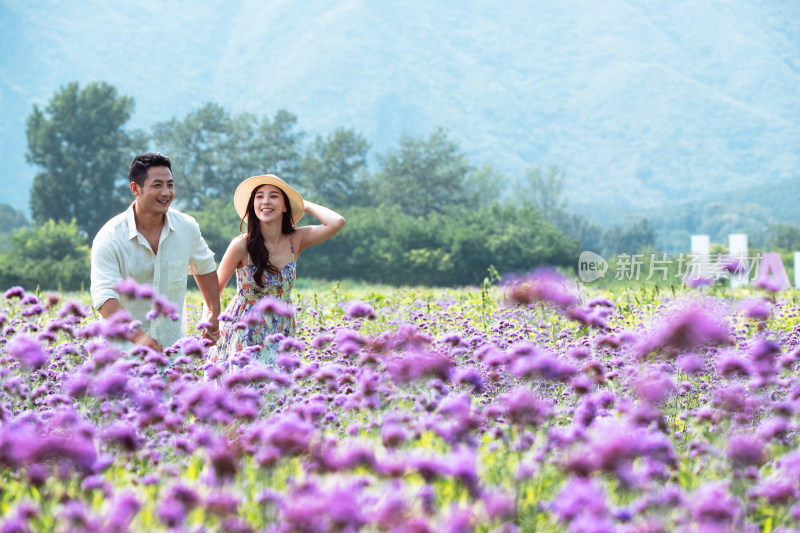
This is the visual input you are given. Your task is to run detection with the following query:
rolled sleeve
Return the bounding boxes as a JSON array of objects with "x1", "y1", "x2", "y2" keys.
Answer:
[
  {"x1": 187, "y1": 219, "x2": 217, "y2": 276},
  {"x1": 90, "y1": 234, "x2": 122, "y2": 311}
]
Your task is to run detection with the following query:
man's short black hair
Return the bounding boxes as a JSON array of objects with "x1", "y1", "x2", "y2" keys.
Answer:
[{"x1": 129, "y1": 153, "x2": 172, "y2": 187}]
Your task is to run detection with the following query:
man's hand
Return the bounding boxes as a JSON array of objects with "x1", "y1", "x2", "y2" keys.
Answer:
[
  {"x1": 195, "y1": 270, "x2": 221, "y2": 345},
  {"x1": 130, "y1": 329, "x2": 163, "y2": 352},
  {"x1": 200, "y1": 313, "x2": 220, "y2": 344}
]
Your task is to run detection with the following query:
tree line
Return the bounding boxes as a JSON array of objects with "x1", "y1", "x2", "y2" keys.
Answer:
[{"x1": 13, "y1": 80, "x2": 784, "y2": 290}]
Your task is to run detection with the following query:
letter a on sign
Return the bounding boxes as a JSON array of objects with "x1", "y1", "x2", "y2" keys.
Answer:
[{"x1": 753, "y1": 252, "x2": 791, "y2": 291}]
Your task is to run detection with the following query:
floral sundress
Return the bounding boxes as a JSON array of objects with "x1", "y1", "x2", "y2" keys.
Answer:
[{"x1": 210, "y1": 240, "x2": 296, "y2": 367}]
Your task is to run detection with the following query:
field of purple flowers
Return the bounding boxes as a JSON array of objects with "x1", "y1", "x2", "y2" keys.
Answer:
[{"x1": 2, "y1": 272, "x2": 800, "y2": 532}]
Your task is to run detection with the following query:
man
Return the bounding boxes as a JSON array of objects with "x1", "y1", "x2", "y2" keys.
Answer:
[{"x1": 91, "y1": 152, "x2": 220, "y2": 351}]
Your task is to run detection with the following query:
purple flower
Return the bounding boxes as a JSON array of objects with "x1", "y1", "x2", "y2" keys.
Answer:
[
  {"x1": 721, "y1": 255, "x2": 747, "y2": 274},
  {"x1": 741, "y1": 298, "x2": 772, "y2": 320},
  {"x1": 140, "y1": 473, "x2": 161, "y2": 486},
  {"x1": 482, "y1": 490, "x2": 515, "y2": 521},
  {"x1": 19, "y1": 294, "x2": 39, "y2": 306},
  {"x1": 453, "y1": 366, "x2": 485, "y2": 393},
  {"x1": 279, "y1": 481, "x2": 367, "y2": 532},
  {"x1": 157, "y1": 497, "x2": 187, "y2": 528},
  {"x1": 59, "y1": 500, "x2": 99, "y2": 531},
  {"x1": 449, "y1": 449, "x2": 480, "y2": 497},
  {"x1": 716, "y1": 351, "x2": 751, "y2": 379},
  {"x1": 690, "y1": 482, "x2": 741, "y2": 528},
  {"x1": 727, "y1": 434, "x2": 767, "y2": 468},
  {"x1": 262, "y1": 413, "x2": 315, "y2": 455},
  {"x1": 218, "y1": 311, "x2": 236, "y2": 321},
  {"x1": 370, "y1": 484, "x2": 409, "y2": 528},
  {"x1": 6, "y1": 335, "x2": 48, "y2": 371},
  {"x1": 275, "y1": 353, "x2": 302, "y2": 371},
  {"x1": 105, "y1": 491, "x2": 140, "y2": 532},
  {"x1": 755, "y1": 276, "x2": 783, "y2": 292},
  {"x1": 28, "y1": 432, "x2": 98, "y2": 475},
  {"x1": 380, "y1": 421, "x2": 409, "y2": 448},
  {"x1": 550, "y1": 477, "x2": 609, "y2": 523},
  {"x1": 65, "y1": 373, "x2": 90, "y2": 398},
  {"x1": 279, "y1": 337, "x2": 305, "y2": 353},
  {"x1": 151, "y1": 296, "x2": 177, "y2": 319},
  {"x1": 748, "y1": 337, "x2": 780, "y2": 378},
  {"x1": 509, "y1": 343, "x2": 576, "y2": 382},
  {"x1": 676, "y1": 353, "x2": 705, "y2": 375},
  {"x1": 751, "y1": 475, "x2": 797, "y2": 505},
  {"x1": 311, "y1": 334, "x2": 333, "y2": 348},
  {"x1": 89, "y1": 369, "x2": 130, "y2": 398},
  {"x1": 386, "y1": 352, "x2": 453, "y2": 384},
  {"x1": 440, "y1": 333, "x2": 466, "y2": 347},
  {"x1": 204, "y1": 491, "x2": 240, "y2": 517},
  {"x1": 412, "y1": 455, "x2": 450, "y2": 483},
  {"x1": 503, "y1": 386, "x2": 554, "y2": 427},
  {"x1": 95, "y1": 309, "x2": 135, "y2": 341},
  {"x1": 631, "y1": 367, "x2": 675, "y2": 405},
  {"x1": 441, "y1": 505, "x2": 473, "y2": 533},
  {"x1": 254, "y1": 296, "x2": 293, "y2": 317},
  {"x1": 21, "y1": 305, "x2": 45, "y2": 317},
  {"x1": 503, "y1": 269, "x2": 578, "y2": 309},
  {"x1": 345, "y1": 302, "x2": 377, "y2": 320},
  {"x1": 684, "y1": 275, "x2": 714, "y2": 288},
  {"x1": 582, "y1": 417, "x2": 675, "y2": 479},
  {"x1": 336, "y1": 442, "x2": 376, "y2": 470},
  {"x1": 4, "y1": 286, "x2": 25, "y2": 299},
  {"x1": 567, "y1": 305, "x2": 610, "y2": 328},
  {"x1": 637, "y1": 301, "x2": 730, "y2": 358},
  {"x1": 195, "y1": 320, "x2": 212, "y2": 330},
  {"x1": 713, "y1": 383, "x2": 753, "y2": 414},
  {"x1": 209, "y1": 440, "x2": 239, "y2": 484},
  {"x1": 177, "y1": 336, "x2": 205, "y2": 358},
  {"x1": 100, "y1": 422, "x2": 142, "y2": 452}
]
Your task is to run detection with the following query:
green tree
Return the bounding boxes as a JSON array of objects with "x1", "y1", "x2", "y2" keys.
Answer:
[
  {"x1": 512, "y1": 164, "x2": 601, "y2": 251},
  {"x1": 0, "y1": 204, "x2": 29, "y2": 234},
  {"x1": 553, "y1": 211, "x2": 603, "y2": 252},
  {"x1": 765, "y1": 224, "x2": 800, "y2": 251},
  {"x1": 438, "y1": 204, "x2": 579, "y2": 285},
  {"x1": 698, "y1": 201, "x2": 771, "y2": 244},
  {"x1": 299, "y1": 128, "x2": 370, "y2": 207},
  {"x1": 0, "y1": 219, "x2": 90, "y2": 291},
  {"x1": 602, "y1": 218, "x2": 656, "y2": 255},
  {"x1": 372, "y1": 128, "x2": 474, "y2": 217},
  {"x1": 26, "y1": 82, "x2": 145, "y2": 239},
  {"x1": 299, "y1": 203, "x2": 579, "y2": 286},
  {"x1": 186, "y1": 196, "x2": 243, "y2": 265},
  {"x1": 515, "y1": 164, "x2": 566, "y2": 222},
  {"x1": 153, "y1": 104, "x2": 304, "y2": 209}
]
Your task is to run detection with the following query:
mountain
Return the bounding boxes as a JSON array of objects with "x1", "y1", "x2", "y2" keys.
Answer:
[{"x1": 1, "y1": 0, "x2": 799, "y2": 230}]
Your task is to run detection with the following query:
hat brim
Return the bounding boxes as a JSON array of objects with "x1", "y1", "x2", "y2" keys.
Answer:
[{"x1": 234, "y1": 175, "x2": 305, "y2": 225}]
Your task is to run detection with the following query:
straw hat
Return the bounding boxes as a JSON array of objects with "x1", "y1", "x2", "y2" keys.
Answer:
[{"x1": 233, "y1": 175, "x2": 305, "y2": 225}]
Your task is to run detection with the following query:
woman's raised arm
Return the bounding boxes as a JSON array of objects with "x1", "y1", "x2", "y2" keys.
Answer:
[{"x1": 295, "y1": 201, "x2": 346, "y2": 254}]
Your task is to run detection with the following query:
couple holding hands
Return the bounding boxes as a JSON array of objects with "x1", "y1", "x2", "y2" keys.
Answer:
[{"x1": 90, "y1": 152, "x2": 344, "y2": 366}]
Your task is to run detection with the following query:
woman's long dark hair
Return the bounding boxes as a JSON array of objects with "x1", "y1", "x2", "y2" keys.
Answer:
[{"x1": 240, "y1": 185, "x2": 295, "y2": 287}]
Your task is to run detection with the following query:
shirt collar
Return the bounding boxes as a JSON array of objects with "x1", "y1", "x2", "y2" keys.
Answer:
[
  {"x1": 125, "y1": 203, "x2": 138, "y2": 240},
  {"x1": 125, "y1": 202, "x2": 175, "y2": 240}
]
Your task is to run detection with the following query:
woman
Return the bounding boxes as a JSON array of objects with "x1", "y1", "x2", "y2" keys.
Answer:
[{"x1": 208, "y1": 174, "x2": 345, "y2": 367}]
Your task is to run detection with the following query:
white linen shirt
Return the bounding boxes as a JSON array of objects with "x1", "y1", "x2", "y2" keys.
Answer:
[{"x1": 90, "y1": 204, "x2": 216, "y2": 348}]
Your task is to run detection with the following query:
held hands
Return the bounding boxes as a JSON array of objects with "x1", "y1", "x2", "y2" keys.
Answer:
[
  {"x1": 201, "y1": 323, "x2": 220, "y2": 344},
  {"x1": 200, "y1": 309, "x2": 220, "y2": 345}
]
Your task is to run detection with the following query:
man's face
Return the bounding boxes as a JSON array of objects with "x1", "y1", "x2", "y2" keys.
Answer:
[{"x1": 132, "y1": 166, "x2": 174, "y2": 215}]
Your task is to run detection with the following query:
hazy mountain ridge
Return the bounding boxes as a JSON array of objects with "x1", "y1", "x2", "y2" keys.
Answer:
[{"x1": 1, "y1": 0, "x2": 798, "y2": 224}]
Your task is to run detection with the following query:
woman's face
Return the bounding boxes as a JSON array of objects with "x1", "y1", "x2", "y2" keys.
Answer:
[{"x1": 252, "y1": 184, "x2": 286, "y2": 224}]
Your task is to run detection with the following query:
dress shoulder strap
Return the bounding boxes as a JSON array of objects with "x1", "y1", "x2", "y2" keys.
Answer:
[{"x1": 289, "y1": 236, "x2": 295, "y2": 262}]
